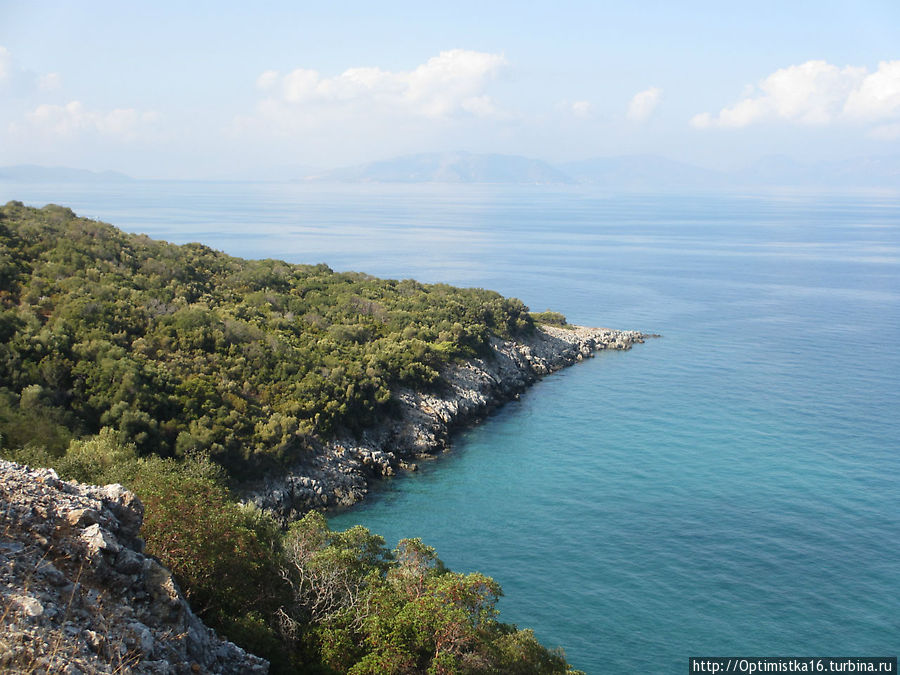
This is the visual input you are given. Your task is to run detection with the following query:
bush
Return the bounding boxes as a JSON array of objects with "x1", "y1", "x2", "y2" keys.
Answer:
[
  {"x1": 0, "y1": 202, "x2": 548, "y2": 476},
  {"x1": 0, "y1": 202, "x2": 583, "y2": 673},
  {"x1": 57, "y1": 427, "x2": 139, "y2": 484},
  {"x1": 530, "y1": 311, "x2": 568, "y2": 327},
  {"x1": 129, "y1": 454, "x2": 282, "y2": 619},
  {"x1": 277, "y1": 517, "x2": 581, "y2": 674}
]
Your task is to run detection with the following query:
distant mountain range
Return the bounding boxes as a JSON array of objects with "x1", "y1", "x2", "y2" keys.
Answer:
[
  {"x1": 0, "y1": 165, "x2": 133, "y2": 183},
  {"x1": 2, "y1": 153, "x2": 898, "y2": 189},
  {"x1": 301, "y1": 152, "x2": 572, "y2": 184},
  {"x1": 298, "y1": 152, "x2": 900, "y2": 189}
]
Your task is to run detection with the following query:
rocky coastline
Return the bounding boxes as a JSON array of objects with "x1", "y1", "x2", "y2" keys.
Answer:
[
  {"x1": 242, "y1": 324, "x2": 653, "y2": 522},
  {"x1": 0, "y1": 460, "x2": 269, "y2": 674},
  {"x1": 0, "y1": 324, "x2": 650, "y2": 672}
]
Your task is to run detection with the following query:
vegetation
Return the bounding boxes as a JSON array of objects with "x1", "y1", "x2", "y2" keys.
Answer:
[
  {"x1": 0, "y1": 202, "x2": 582, "y2": 672},
  {"x1": 0, "y1": 201, "x2": 536, "y2": 479},
  {"x1": 3, "y1": 433, "x2": 581, "y2": 673},
  {"x1": 529, "y1": 311, "x2": 568, "y2": 327}
]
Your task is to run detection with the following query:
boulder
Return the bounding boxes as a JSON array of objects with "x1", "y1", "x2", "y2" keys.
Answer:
[{"x1": 0, "y1": 460, "x2": 269, "y2": 674}]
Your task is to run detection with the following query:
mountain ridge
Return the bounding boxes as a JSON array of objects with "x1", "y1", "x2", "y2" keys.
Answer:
[
  {"x1": 0, "y1": 164, "x2": 134, "y2": 183},
  {"x1": 300, "y1": 151, "x2": 573, "y2": 184},
  {"x1": 3, "y1": 152, "x2": 899, "y2": 189}
]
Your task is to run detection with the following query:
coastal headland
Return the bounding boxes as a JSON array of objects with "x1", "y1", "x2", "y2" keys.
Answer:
[
  {"x1": 0, "y1": 201, "x2": 650, "y2": 673},
  {"x1": 0, "y1": 200, "x2": 654, "y2": 526},
  {"x1": 243, "y1": 325, "x2": 652, "y2": 520}
]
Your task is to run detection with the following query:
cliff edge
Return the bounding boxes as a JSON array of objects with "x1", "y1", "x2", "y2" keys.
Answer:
[
  {"x1": 0, "y1": 460, "x2": 268, "y2": 674},
  {"x1": 244, "y1": 324, "x2": 651, "y2": 521}
]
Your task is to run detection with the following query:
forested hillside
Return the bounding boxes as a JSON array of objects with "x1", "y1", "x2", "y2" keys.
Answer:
[
  {"x1": 0, "y1": 201, "x2": 583, "y2": 673},
  {"x1": 0, "y1": 201, "x2": 535, "y2": 477}
]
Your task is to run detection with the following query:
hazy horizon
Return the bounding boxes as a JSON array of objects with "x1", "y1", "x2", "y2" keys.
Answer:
[
  {"x1": 1, "y1": 2, "x2": 899, "y2": 180},
  {"x1": 4, "y1": 151, "x2": 900, "y2": 192}
]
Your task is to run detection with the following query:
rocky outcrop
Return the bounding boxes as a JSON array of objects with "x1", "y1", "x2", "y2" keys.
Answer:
[
  {"x1": 243, "y1": 325, "x2": 652, "y2": 522},
  {"x1": 0, "y1": 460, "x2": 268, "y2": 674}
]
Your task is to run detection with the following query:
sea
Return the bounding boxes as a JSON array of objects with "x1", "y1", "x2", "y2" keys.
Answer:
[{"x1": 3, "y1": 181, "x2": 898, "y2": 673}]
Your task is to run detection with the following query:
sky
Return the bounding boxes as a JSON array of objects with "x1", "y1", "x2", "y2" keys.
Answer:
[{"x1": 1, "y1": 1, "x2": 899, "y2": 179}]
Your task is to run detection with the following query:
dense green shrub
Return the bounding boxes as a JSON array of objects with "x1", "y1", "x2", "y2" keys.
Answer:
[
  {"x1": 277, "y1": 514, "x2": 582, "y2": 674},
  {"x1": 0, "y1": 432, "x2": 292, "y2": 669},
  {"x1": 0, "y1": 201, "x2": 538, "y2": 478},
  {"x1": 2, "y1": 427, "x2": 582, "y2": 674},
  {"x1": 529, "y1": 311, "x2": 568, "y2": 326},
  {"x1": 0, "y1": 202, "x2": 583, "y2": 673},
  {"x1": 56, "y1": 426, "x2": 139, "y2": 483}
]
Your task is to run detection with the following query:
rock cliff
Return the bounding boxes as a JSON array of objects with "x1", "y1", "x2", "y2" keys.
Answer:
[
  {"x1": 243, "y1": 324, "x2": 650, "y2": 521},
  {"x1": 0, "y1": 460, "x2": 268, "y2": 674}
]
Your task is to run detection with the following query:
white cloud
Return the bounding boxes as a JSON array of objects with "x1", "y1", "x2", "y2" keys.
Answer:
[
  {"x1": 257, "y1": 49, "x2": 508, "y2": 120},
  {"x1": 256, "y1": 69, "x2": 279, "y2": 91},
  {"x1": 461, "y1": 95, "x2": 502, "y2": 117},
  {"x1": 693, "y1": 60, "x2": 900, "y2": 131},
  {"x1": 15, "y1": 101, "x2": 158, "y2": 140},
  {"x1": 570, "y1": 100, "x2": 593, "y2": 118},
  {"x1": 281, "y1": 68, "x2": 324, "y2": 102},
  {"x1": 0, "y1": 45, "x2": 60, "y2": 93},
  {"x1": 232, "y1": 50, "x2": 514, "y2": 166},
  {"x1": 627, "y1": 87, "x2": 662, "y2": 122},
  {"x1": 843, "y1": 61, "x2": 900, "y2": 121},
  {"x1": 690, "y1": 112, "x2": 713, "y2": 129}
]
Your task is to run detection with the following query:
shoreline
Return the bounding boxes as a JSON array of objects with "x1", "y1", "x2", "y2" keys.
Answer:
[{"x1": 242, "y1": 324, "x2": 654, "y2": 522}]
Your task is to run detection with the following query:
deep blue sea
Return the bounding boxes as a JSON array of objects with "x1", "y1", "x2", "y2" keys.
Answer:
[{"x1": 3, "y1": 181, "x2": 898, "y2": 673}]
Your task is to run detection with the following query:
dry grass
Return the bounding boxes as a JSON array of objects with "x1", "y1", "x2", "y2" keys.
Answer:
[{"x1": 0, "y1": 514, "x2": 140, "y2": 674}]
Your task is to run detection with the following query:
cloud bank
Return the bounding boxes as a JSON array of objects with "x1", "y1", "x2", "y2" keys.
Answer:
[
  {"x1": 256, "y1": 49, "x2": 508, "y2": 120},
  {"x1": 627, "y1": 87, "x2": 662, "y2": 122},
  {"x1": 0, "y1": 45, "x2": 158, "y2": 148},
  {"x1": 0, "y1": 44, "x2": 60, "y2": 93},
  {"x1": 11, "y1": 101, "x2": 158, "y2": 141},
  {"x1": 692, "y1": 60, "x2": 900, "y2": 137}
]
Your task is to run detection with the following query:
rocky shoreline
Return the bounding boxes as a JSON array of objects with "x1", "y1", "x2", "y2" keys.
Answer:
[
  {"x1": 0, "y1": 460, "x2": 268, "y2": 674},
  {"x1": 242, "y1": 325, "x2": 653, "y2": 522}
]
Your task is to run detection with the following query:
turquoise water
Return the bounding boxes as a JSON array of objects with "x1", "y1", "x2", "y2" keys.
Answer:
[{"x1": 3, "y1": 182, "x2": 899, "y2": 672}]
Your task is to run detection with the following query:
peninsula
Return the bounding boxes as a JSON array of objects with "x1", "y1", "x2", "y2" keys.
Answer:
[
  {"x1": 246, "y1": 323, "x2": 647, "y2": 519},
  {"x1": 0, "y1": 200, "x2": 649, "y2": 673},
  {"x1": 0, "y1": 200, "x2": 650, "y2": 517}
]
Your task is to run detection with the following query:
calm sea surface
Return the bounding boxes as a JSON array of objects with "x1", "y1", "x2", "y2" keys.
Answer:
[{"x1": 3, "y1": 182, "x2": 899, "y2": 672}]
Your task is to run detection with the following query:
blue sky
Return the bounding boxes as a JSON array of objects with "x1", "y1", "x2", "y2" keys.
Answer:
[{"x1": 1, "y1": 1, "x2": 899, "y2": 178}]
